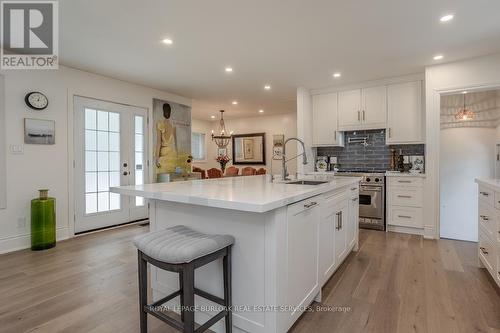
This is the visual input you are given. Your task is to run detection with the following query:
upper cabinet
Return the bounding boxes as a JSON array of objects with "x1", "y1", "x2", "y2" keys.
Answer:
[
  {"x1": 312, "y1": 92, "x2": 344, "y2": 146},
  {"x1": 338, "y1": 86, "x2": 387, "y2": 131},
  {"x1": 386, "y1": 81, "x2": 424, "y2": 144}
]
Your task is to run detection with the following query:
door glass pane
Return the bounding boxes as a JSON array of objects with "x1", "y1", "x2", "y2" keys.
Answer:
[
  {"x1": 84, "y1": 109, "x2": 121, "y2": 214},
  {"x1": 134, "y1": 115, "x2": 145, "y2": 206}
]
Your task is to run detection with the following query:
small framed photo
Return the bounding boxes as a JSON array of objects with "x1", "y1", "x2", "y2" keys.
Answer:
[
  {"x1": 24, "y1": 118, "x2": 55, "y2": 145},
  {"x1": 217, "y1": 148, "x2": 227, "y2": 156}
]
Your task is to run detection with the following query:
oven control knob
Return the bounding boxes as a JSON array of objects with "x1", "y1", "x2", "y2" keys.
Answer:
[
  {"x1": 375, "y1": 178, "x2": 379, "y2": 182},
  {"x1": 366, "y1": 177, "x2": 371, "y2": 182}
]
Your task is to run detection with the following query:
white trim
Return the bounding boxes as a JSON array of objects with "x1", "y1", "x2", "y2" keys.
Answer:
[
  {"x1": 310, "y1": 73, "x2": 424, "y2": 95},
  {"x1": 0, "y1": 227, "x2": 70, "y2": 254},
  {"x1": 0, "y1": 75, "x2": 5, "y2": 209},
  {"x1": 427, "y1": 79, "x2": 500, "y2": 240}
]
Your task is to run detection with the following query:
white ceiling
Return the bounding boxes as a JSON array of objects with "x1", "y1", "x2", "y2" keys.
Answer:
[{"x1": 59, "y1": 0, "x2": 500, "y2": 119}]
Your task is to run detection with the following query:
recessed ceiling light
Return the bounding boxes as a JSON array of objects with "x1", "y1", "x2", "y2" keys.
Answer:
[
  {"x1": 259, "y1": 109, "x2": 264, "y2": 113},
  {"x1": 210, "y1": 115, "x2": 216, "y2": 119},
  {"x1": 225, "y1": 67, "x2": 233, "y2": 72},
  {"x1": 333, "y1": 72, "x2": 341, "y2": 78},
  {"x1": 433, "y1": 54, "x2": 444, "y2": 60},
  {"x1": 264, "y1": 85, "x2": 271, "y2": 90},
  {"x1": 462, "y1": 91, "x2": 468, "y2": 94},
  {"x1": 232, "y1": 101, "x2": 238, "y2": 105},
  {"x1": 440, "y1": 14, "x2": 454, "y2": 22},
  {"x1": 162, "y1": 38, "x2": 173, "y2": 45}
]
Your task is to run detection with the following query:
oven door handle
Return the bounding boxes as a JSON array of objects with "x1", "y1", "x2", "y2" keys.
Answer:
[{"x1": 360, "y1": 186, "x2": 382, "y2": 192}]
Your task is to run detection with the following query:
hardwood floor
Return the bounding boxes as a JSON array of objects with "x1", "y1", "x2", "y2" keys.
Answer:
[{"x1": 0, "y1": 224, "x2": 498, "y2": 333}]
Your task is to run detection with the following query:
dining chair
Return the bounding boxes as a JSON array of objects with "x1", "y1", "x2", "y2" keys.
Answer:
[
  {"x1": 225, "y1": 166, "x2": 239, "y2": 177},
  {"x1": 192, "y1": 166, "x2": 206, "y2": 179},
  {"x1": 241, "y1": 167, "x2": 257, "y2": 176},
  {"x1": 255, "y1": 168, "x2": 266, "y2": 175},
  {"x1": 207, "y1": 168, "x2": 223, "y2": 179}
]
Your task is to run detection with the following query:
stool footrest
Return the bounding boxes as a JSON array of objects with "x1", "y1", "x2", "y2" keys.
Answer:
[
  {"x1": 195, "y1": 310, "x2": 227, "y2": 333},
  {"x1": 150, "y1": 290, "x2": 181, "y2": 308},
  {"x1": 144, "y1": 306, "x2": 184, "y2": 332},
  {"x1": 194, "y1": 288, "x2": 225, "y2": 306}
]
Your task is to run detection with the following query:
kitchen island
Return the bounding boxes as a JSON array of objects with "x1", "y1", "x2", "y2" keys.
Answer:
[{"x1": 112, "y1": 174, "x2": 360, "y2": 333}]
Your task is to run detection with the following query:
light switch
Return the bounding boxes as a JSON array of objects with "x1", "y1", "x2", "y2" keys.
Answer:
[{"x1": 10, "y1": 144, "x2": 24, "y2": 154}]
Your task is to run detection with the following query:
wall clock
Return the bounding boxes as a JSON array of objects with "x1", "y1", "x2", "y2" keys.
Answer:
[{"x1": 25, "y1": 92, "x2": 48, "y2": 110}]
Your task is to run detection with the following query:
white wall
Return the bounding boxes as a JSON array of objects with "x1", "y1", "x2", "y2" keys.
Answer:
[
  {"x1": 426, "y1": 52, "x2": 500, "y2": 239},
  {"x1": 192, "y1": 112, "x2": 297, "y2": 175},
  {"x1": 440, "y1": 128, "x2": 495, "y2": 241},
  {"x1": 0, "y1": 65, "x2": 190, "y2": 253}
]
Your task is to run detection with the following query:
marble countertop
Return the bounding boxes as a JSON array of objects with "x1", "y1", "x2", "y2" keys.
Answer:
[
  {"x1": 385, "y1": 171, "x2": 426, "y2": 178},
  {"x1": 111, "y1": 174, "x2": 361, "y2": 213},
  {"x1": 475, "y1": 178, "x2": 500, "y2": 190}
]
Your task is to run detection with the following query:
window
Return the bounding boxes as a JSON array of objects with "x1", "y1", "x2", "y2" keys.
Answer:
[{"x1": 191, "y1": 132, "x2": 206, "y2": 161}]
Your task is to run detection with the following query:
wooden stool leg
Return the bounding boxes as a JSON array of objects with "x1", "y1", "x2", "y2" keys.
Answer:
[
  {"x1": 138, "y1": 251, "x2": 148, "y2": 333},
  {"x1": 182, "y1": 263, "x2": 195, "y2": 333},
  {"x1": 179, "y1": 270, "x2": 184, "y2": 322},
  {"x1": 223, "y1": 247, "x2": 232, "y2": 333}
]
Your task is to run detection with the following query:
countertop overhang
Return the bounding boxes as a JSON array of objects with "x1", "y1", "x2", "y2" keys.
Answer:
[
  {"x1": 111, "y1": 175, "x2": 361, "y2": 213},
  {"x1": 475, "y1": 178, "x2": 500, "y2": 191}
]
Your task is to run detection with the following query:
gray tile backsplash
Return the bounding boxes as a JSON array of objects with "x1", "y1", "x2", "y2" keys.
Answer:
[{"x1": 316, "y1": 129, "x2": 425, "y2": 172}]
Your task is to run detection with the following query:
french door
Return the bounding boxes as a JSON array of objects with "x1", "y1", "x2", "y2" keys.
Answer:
[{"x1": 74, "y1": 96, "x2": 148, "y2": 233}]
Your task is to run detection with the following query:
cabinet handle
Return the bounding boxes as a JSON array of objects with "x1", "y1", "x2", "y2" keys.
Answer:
[
  {"x1": 398, "y1": 215, "x2": 412, "y2": 219},
  {"x1": 352, "y1": 197, "x2": 358, "y2": 202},
  {"x1": 357, "y1": 110, "x2": 360, "y2": 121},
  {"x1": 398, "y1": 180, "x2": 411, "y2": 183},
  {"x1": 335, "y1": 212, "x2": 340, "y2": 230},
  {"x1": 303, "y1": 201, "x2": 317, "y2": 209},
  {"x1": 334, "y1": 130, "x2": 337, "y2": 139},
  {"x1": 480, "y1": 215, "x2": 489, "y2": 221},
  {"x1": 480, "y1": 247, "x2": 489, "y2": 255},
  {"x1": 480, "y1": 191, "x2": 489, "y2": 196},
  {"x1": 397, "y1": 195, "x2": 412, "y2": 198},
  {"x1": 362, "y1": 110, "x2": 365, "y2": 121},
  {"x1": 388, "y1": 128, "x2": 391, "y2": 138},
  {"x1": 340, "y1": 211, "x2": 343, "y2": 229}
]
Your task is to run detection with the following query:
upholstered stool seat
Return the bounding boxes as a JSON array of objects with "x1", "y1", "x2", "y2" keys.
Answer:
[
  {"x1": 135, "y1": 225, "x2": 234, "y2": 333},
  {"x1": 134, "y1": 225, "x2": 234, "y2": 264}
]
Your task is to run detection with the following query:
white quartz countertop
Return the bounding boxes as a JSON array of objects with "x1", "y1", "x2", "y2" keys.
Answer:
[
  {"x1": 385, "y1": 171, "x2": 426, "y2": 178},
  {"x1": 475, "y1": 178, "x2": 500, "y2": 190},
  {"x1": 111, "y1": 175, "x2": 361, "y2": 213}
]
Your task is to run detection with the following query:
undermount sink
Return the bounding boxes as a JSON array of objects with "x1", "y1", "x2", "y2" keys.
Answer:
[{"x1": 286, "y1": 180, "x2": 328, "y2": 185}]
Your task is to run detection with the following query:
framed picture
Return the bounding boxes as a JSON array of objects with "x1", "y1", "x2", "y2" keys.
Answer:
[
  {"x1": 232, "y1": 133, "x2": 266, "y2": 165},
  {"x1": 24, "y1": 118, "x2": 55, "y2": 145}
]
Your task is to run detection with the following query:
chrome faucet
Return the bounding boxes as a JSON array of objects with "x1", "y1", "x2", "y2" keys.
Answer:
[{"x1": 282, "y1": 137, "x2": 308, "y2": 180}]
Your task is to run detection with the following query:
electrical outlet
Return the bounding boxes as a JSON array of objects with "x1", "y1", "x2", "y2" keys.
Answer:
[
  {"x1": 10, "y1": 144, "x2": 24, "y2": 154},
  {"x1": 17, "y1": 217, "x2": 26, "y2": 229}
]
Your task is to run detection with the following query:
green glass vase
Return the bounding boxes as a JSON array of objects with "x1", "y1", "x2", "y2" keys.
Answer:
[{"x1": 31, "y1": 189, "x2": 56, "y2": 251}]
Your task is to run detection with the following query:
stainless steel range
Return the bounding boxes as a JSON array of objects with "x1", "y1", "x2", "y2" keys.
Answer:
[{"x1": 336, "y1": 172, "x2": 385, "y2": 231}]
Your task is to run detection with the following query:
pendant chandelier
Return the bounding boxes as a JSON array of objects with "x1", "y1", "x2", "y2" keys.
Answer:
[
  {"x1": 455, "y1": 93, "x2": 475, "y2": 121},
  {"x1": 211, "y1": 110, "x2": 233, "y2": 148}
]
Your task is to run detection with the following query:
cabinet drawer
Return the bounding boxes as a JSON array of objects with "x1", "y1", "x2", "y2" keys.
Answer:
[
  {"x1": 479, "y1": 186, "x2": 494, "y2": 207},
  {"x1": 387, "y1": 177, "x2": 423, "y2": 187},
  {"x1": 479, "y1": 229, "x2": 495, "y2": 274},
  {"x1": 387, "y1": 206, "x2": 423, "y2": 228},
  {"x1": 288, "y1": 196, "x2": 321, "y2": 216},
  {"x1": 388, "y1": 187, "x2": 422, "y2": 207},
  {"x1": 479, "y1": 203, "x2": 496, "y2": 239}
]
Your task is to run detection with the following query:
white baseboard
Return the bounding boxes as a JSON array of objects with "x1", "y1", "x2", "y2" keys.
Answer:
[
  {"x1": 387, "y1": 224, "x2": 424, "y2": 236},
  {"x1": 0, "y1": 227, "x2": 70, "y2": 254}
]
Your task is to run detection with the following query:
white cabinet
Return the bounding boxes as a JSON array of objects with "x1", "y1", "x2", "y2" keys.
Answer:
[
  {"x1": 285, "y1": 196, "x2": 320, "y2": 324},
  {"x1": 312, "y1": 93, "x2": 344, "y2": 146},
  {"x1": 334, "y1": 198, "x2": 349, "y2": 263},
  {"x1": 347, "y1": 191, "x2": 359, "y2": 249},
  {"x1": 386, "y1": 81, "x2": 424, "y2": 144},
  {"x1": 476, "y1": 183, "x2": 500, "y2": 288},
  {"x1": 362, "y1": 86, "x2": 387, "y2": 128},
  {"x1": 338, "y1": 86, "x2": 387, "y2": 131},
  {"x1": 387, "y1": 176, "x2": 424, "y2": 234},
  {"x1": 338, "y1": 89, "x2": 362, "y2": 129},
  {"x1": 318, "y1": 194, "x2": 338, "y2": 286}
]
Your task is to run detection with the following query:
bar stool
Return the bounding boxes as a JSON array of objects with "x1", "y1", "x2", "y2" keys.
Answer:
[{"x1": 134, "y1": 225, "x2": 234, "y2": 333}]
